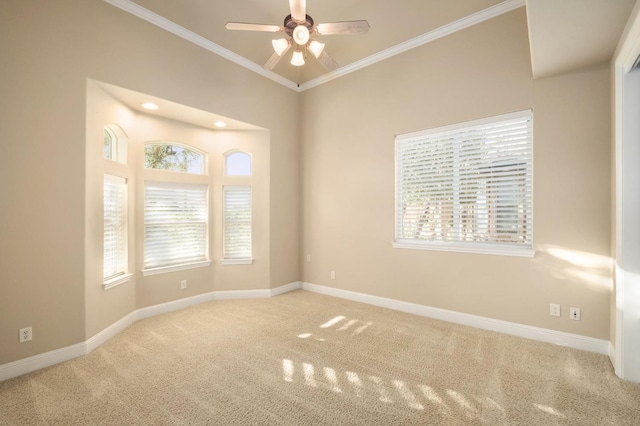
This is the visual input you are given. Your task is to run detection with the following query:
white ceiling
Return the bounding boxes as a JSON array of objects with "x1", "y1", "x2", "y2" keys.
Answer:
[{"x1": 106, "y1": 0, "x2": 636, "y2": 88}]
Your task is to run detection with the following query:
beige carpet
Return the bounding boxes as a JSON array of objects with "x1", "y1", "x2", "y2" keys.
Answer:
[{"x1": 1, "y1": 290, "x2": 639, "y2": 425}]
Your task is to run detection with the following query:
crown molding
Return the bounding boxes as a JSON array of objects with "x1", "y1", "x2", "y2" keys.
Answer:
[
  {"x1": 103, "y1": 0, "x2": 525, "y2": 93},
  {"x1": 299, "y1": 0, "x2": 525, "y2": 91},
  {"x1": 102, "y1": 0, "x2": 299, "y2": 91}
]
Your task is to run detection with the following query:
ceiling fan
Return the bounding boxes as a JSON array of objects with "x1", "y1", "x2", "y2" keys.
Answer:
[{"x1": 225, "y1": 0, "x2": 369, "y2": 71}]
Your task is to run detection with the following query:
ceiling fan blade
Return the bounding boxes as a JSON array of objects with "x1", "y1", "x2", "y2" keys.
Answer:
[
  {"x1": 316, "y1": 20, "x2": 370, "y2": 35},
  {"x1": 263, "y1": 45, "x2": 291, "y2": 70},
  {"x1": 289, "y1": 0, "x2": 306, "y2": 22},
  {"x1": 225, "y1": 22, "x2": 282, "y2": 32},
  {"x1": 317, "y1": 50, "x2": 339, "y2": 71}
]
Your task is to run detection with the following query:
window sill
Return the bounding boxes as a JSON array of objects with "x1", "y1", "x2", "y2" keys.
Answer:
[
  {"x1": 142, "y1": 260, "x2": 212, "y2": 276},
  {"x1": 103, "y1": 273, "x2": 133, "y2": 290},
  {"x1": 392, "y1": 241, "x2": 535, "y2": 258},
  {"x1": 221, "y1": 258, "x2": 254, "y2": 265}
]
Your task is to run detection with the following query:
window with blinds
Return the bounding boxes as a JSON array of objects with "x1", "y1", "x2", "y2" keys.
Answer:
[
  {"x1": 394, "y1": 110, "x2": 533, "y2": 256},
  {"x1": 223, "y1": 185, "x2": 252, "y2": 260},
  {"x1": 104, "y1": 175, "x2": 127, "y2": 279},
  {"x1": 144, "y1": 181, "x2": 208, "y2": 269}
]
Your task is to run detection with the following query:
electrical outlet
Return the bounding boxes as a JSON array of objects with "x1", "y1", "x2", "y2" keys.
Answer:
[
  {"x1": 570, "y1": 307, "x2": 581, "y2": 321},
  {"x1": 306, "y1": 254, "x2": 311, "y2": 262},
  {"x1": 181, "y1": 280, "x2": 187, "y2": 290},
  {"x1": 330, "y1": 271, "x2": 336, "y2": 279},
  {"x1": 19, "y1": 327, "x2": 32, "y2": 343},
  {"x1": 550, "y1": 303, "x2": 561, "y2": 317}
]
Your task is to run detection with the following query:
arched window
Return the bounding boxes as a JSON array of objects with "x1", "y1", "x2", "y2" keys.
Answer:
[
  {"x1": 144, "y1": 142, "x2": 205, "y2": 174},
  {"x1": 103, "y1": 124, "x2": 128, "y2": 164},
  {"x1": 225, "y1": 151, "x2": 252, "y2": 176},
  {"x1": 103, "y1": 127, "x2": 116, "y2": 160}
]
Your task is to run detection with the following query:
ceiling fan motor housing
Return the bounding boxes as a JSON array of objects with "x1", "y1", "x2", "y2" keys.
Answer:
[{"x1": 284, "y1": 14, "x2": 314, "y2": 36}]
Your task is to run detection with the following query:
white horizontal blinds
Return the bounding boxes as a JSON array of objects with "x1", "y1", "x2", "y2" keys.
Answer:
[
  {"x1": 104, "y1": 175, "x2": 127, "y2": 279},
  {"x1": 223, "y1": 186, "x2": 252, "y2": 259},
  {"x1": 144, "y1": 181, "x2": 208, "y2": 269},
  {"x1": 396, "y1": 110, "x2": 533, "y2": 247}
]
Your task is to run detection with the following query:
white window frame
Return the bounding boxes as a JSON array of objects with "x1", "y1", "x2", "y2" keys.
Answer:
[
  {"x1": 222, "y1": 185, "x2": 253, "y2": 264},
  {"x1": 103, "y1": 174, "x2": 132, "y2": 289},
  {"x1": 103, "y1": 124, "x2": 128, "y2": 164},
  {"x1": 224, "y1": 151, "x2": 252, "y2": 176},
  {"x1": 142, "y1": 181, "x2": 211, "y2": 275},
  {"x1": 394, "y1": 110, "x2": 534, "y2": 257},
  {"x1": 103, "y1": 127, "x2": 117, "y2": 161}
]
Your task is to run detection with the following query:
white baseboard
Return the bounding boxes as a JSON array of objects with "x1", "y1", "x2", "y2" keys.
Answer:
[
  {"x1": 609, "y1": 342, "x2": 616, "y2": 367},
  {"x1": 270, "y1": 281, "x2": 302, "y2": 296},
  {"x1": 0, "y1": 282, "x2": 301, "y2": 383},
  {"x1": 301, "y1": 282, "x2": 610, "y2": 356},
  {"x1": 86, "y1": 311, "x2": 138, "y2": 354},
  {"x1": 0, "y1": 342, "x2": 87, "y2": 384},
  {"x1": 3, "y1": 280, "x2": 607, "y2": 383}
]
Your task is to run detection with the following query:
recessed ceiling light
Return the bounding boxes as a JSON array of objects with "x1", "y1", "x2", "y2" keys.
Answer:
[
  {"x1": 214, "y1": 121, "x2": 227, "y2": 128},
  {"x1": 141, "y1": 102, "x2": 159, "y2": 110}
]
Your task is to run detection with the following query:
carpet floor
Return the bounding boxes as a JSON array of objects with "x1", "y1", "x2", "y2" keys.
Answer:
[{"x1": 1, "y1": 290, "x2": 639, "y2": 425}]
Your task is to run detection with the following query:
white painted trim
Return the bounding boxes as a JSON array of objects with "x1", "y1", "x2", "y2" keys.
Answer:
[
  {"x1": 103, "y1": 272, "x2": 133, "y2": 290},
  {"x1": 609, "y1": 342, "x2": 616, "y2": 368},
  {"x1": 102, "y1": 0, "x2": 524, "y2": 93},
  {"x1": 0, "y1": 343, "x2": 87, "y2": 383},
  {"x1": 392, "y1": 242, "x2": 535, "y2": 258},
  {"x1": 271, "y1": 281, "x2": 301, "y2": 296},
  {"x1": 0, "y1": 280, "x2": 609, "y2": 383},
  {"x1": 0, "y1": 282, "x2": 301, "y2": 382},
  {"x1": 301, "y1": 282, "x2": 610, "y2": 355},
  {"x1": 102, "y1": 0, "x2": 298, "y2": 91},
  {"x1": 142, "y1": 260, "x2": 211, "y2": 276},
  {"x1": 613, "y1": 0, "x2": 640, "y2": 72},
  {"x1": 612, "y1": 0, "x2": 640, "y2": 385},
  {"x1": 298, "y1": 0, "x2": 526, "y2": 91},
  {"x1": 221, "y1": 258, "x2": 254, "y2": 265},
  {"x1": 614, "y1": 63, "x2": 625, "y2": 379},
  {"x1": 85, "y1": 311, "x2": 138, "y2": 354}
]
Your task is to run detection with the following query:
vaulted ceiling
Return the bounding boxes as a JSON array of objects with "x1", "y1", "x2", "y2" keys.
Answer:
[{"x1": 106, "y1": 0, "x2": 635, "y2": 90}]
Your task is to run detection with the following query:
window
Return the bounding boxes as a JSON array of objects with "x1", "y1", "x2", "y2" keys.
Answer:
[
  {"x1": 394, "y1": 110, "x2": 533, "y2": 256},
  {"x1": 103, "y1": 124, "x2": 127, "y2": 164},
  {"x1": 223, "y1": 185, "x2": 252, "y2": 263},
  {"x1": 225, "y1": 151, "x2": 252, "y2": 176},
  {"x1": 143, "y1": 182, "x2": 209, "y2": 273},
  {"x1": 144, "y1": 143, "x2": 205, "y2": 174},
  {"x1": 104, "y1": 175, "x2": 128, "y2": 284},
  {"x1": 103, "y1": 127, "x2": 116, "y2": 161}
]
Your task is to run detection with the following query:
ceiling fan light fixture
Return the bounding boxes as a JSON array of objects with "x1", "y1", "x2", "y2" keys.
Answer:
[
  {"x1": 291, "y1": 49, "x2": 305, "y2": 66},
  {"x1": 308, "y1": 40, "x2": 325, "y2": 58},
  {"x1": 272, "y1": 38, "x2": 290, "y2": 56},
  {"x1": 292, "y1": 25, "x2": 310, "y2": 45}
]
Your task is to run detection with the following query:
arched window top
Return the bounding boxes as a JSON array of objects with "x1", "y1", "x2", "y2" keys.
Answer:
[
  {"x1": 225, "y1": 151, "x2": 252, "y2": 176},
  {"x1": 144, "y1": 142, "x2": 206, "y2": 175},
  {"x1": 103, "y1": 124, "x2": 128, "y2": 164}
]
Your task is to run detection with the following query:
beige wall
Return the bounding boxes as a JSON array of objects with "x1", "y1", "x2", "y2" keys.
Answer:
[
  {"x1": 0, "y1": 0, "x2": 298, "y2": 364},
  {"x1": 86, "y1": 82, "x2": 272, "y2": 337},
  {"x1": 0, "y1": 0, "x2": 614, "y2": 368},
  {"x1": 85, "y1": 82, "x2": 138, "y2": 339},
  {"x1": 300, "y1": 9, "x2": 612, "y2": 339}
]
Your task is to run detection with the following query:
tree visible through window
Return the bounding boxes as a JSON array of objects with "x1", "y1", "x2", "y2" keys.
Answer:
[
  {"x1": 144, "y1": 143, "x2": 205, "y2": 174},
  {"x1": 394, "y1": 110, "x2": 533, "y2": 255}
]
